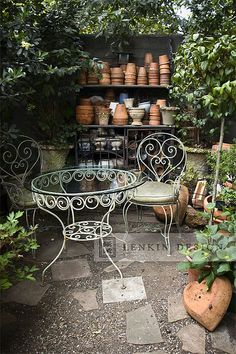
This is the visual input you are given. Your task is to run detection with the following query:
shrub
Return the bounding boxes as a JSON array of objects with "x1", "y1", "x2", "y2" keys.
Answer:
[{"x1": 0, "y1": 211, "x2": 39, "y2": 290}]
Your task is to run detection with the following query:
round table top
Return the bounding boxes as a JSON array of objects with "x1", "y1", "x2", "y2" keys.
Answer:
[{"x1": 30, "y1": 167, "x2": 143, "y2": 197}]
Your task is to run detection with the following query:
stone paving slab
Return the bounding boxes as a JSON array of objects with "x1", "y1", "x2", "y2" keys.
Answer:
[
  {"x1": 177, "y1": 323, "x2": 205, "y2": 354},
  {"x1": 51, "y1": 259, "x2": 91, "y2": 281},
  {"x1": 168, "y1": 293, "x2": 189, "y2": 322},
  {"x1": 72, "y1": 289, "x2": 98, "y2": 311},
  {"x1": 2, "y1": 281, "x2": 50, "y2": 306},
  {"x1": 102, "y1": 276, "x2": 146, "y2": 303},
  {"x1": 36, "y1": 239, "x2": 91, "y2": 261},
  {"x1": 210, "y1": 313, "x2": 236, "y2": 354},
  {"x1": 126, "y1": 304, "x2": 163, "y2": 344}
]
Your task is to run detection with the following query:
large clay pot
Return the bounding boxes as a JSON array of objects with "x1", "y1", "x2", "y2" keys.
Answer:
[
  {"x1": 112, "y1": 104, "x2": 128, "y2": 125},
  {"x1": 153, "y1": 185, "x2": 189, "y2": 225},
  {"x1": 183, "y1": 277, "x2": 232, "y2": 331}
]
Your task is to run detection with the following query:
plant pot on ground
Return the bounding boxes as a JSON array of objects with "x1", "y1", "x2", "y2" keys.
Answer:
[{"x1": 178, "y1": 209, "x2": 236, "y2": 327}]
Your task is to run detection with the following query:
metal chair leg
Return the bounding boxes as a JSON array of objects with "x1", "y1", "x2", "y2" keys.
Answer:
[{"x1": 123, "y1": 200, "x2": 132, "y2": 234}]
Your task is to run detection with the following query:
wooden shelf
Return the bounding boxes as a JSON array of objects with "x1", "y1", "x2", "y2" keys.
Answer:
[{"x1": 81, "y1": 85, "x2": 170, "y2": 89}]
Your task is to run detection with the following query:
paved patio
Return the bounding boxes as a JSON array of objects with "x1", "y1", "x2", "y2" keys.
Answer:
[{"x1": 1, "y1": 208, "x2": 235, "y2": 354}]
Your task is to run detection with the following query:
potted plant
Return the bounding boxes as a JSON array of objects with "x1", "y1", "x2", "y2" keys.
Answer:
[
  {"x1": 0, "y1": 211, "x2": 39, "y2": 290},
  {"x1": 177, "y1": 209, "x2": 236, "y2": 329}
]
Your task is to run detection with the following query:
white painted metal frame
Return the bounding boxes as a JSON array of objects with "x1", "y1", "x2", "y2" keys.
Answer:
[
  {"x1": 123, "y1": 132, "x2": 187, "y2": 255},
  {"x1": 31, "y1": 167, "x2": 139, "y2": 284},
  {"x1": 0, "y1": 135, "x2": 42, "y2": 229}
]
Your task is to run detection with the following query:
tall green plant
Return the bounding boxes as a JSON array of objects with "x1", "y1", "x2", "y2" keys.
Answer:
[{"x1": 1, "y1": 0, "x2": 95, "y2": 144}]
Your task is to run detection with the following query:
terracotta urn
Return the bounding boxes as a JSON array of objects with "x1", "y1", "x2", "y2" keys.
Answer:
[{"x1": 183, "y1": 277, "x2": 232, "y2": 331}]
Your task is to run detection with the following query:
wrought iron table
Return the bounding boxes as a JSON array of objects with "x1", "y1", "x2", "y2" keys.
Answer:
[{"x1": 30, "y1": 167, "x2": 141, "y2": 284}]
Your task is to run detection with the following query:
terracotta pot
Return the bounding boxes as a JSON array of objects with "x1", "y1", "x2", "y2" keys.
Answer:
[
  {"x1": 78, "y1": 70, "x2": 87, "y2": 85},
  {"x1": 149, "y1": 119, "x2": 161, "y2": 126},
  {"x1": 144, "y1": 52, "x2": 153, "y2": 66},
  {"x1": 203, "y1": 194, "x2": 228, "y2": 222},
  {"x1": 183, "y1": 277, "x2": 232, "y2": 331},
  {"x1": 113, "y1": 104, "x2": 128, "y2": 120},
  {"x1": 156, "y1": 99, "x2": 167, "y2": 107},
  {"x1": 149, "y1": 62, "x2": 158, "y2": 70},
  {"x1": 126, "y1": 63, "x2": 136, "y2": 74},
  {"x1": 153, "y1": 185, "x2": 189, "y2": 225},
  {"x1": 212, "y1": 143, "x2": 234, "y2": 152},
  {"x1": 159, "y1": 54, "x2": 169, "y2": 64},
  {"x1": 79, "y1": 98, "x2": 92, "y2": 105},
  {"x1": 101, "y1": 61, "x2": 110, "y2": 73}
]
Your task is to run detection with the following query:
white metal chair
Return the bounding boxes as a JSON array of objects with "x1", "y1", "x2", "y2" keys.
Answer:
[
  {"x1": 0, "y1": 135, "x2": 42, "y2": 228},
  {"x1": 123, "y1": 132, "x2": 187, "y2": 255}
]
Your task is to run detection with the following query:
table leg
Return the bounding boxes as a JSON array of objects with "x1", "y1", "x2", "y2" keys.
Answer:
[{"x1": 100, "y1": 200, "x2": 126, "y2": 289}]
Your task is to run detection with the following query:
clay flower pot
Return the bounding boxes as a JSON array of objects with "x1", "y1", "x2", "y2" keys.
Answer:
[
  {"x1": 113, "y1": 104, "x2": 128, "y2": 125},
  {"x1": 183, "y1": 277, "x2": 232, "y2": 331},
  {"x1": 144, "y1": 52, "x2": 153, "y2": 67}
]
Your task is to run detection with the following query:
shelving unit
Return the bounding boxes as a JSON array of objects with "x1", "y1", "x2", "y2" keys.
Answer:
[{"x1": 76, "y1": 83, "x2": 174, "y2": 168}]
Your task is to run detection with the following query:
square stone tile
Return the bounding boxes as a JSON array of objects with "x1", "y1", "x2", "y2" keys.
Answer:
[
  {"x1": 72, "y1": 289, "x2": 98, "y2": 311},
  {"x1": 102, "y1": 276, "x2": 146, "y2": 303},
  {"x1": 168, "y1": 293, "x2": 189, "y2": 322},
  {"x1": 2, "y1": 281, "x2": 50, "y2": 306},
  {"x1": 126, "y1": 304, "x2": 163, "y2": 344},
  {"x1": 51, "y1": 259, "x2": 91, "y2": 281}
]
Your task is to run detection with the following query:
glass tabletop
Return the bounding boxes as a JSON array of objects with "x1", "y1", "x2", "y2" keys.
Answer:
[{"x1": 28, "y1": 167, "x2": 144, "y2": 197}]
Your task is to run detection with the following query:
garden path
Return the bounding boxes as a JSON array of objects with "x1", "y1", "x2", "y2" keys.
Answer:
[{"x1": 1, "y1": 208, "x2": 235, "y2": 354}]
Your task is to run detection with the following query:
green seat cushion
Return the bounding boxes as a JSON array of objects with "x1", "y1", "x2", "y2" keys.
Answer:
[{"x1": 130, "y1": 181, "x2": 178, "y2": 204}]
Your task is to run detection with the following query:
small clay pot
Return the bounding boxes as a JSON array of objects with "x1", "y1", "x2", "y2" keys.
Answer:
[
  {"x1": 144, "y1": 52, "x2": 153, "y2": 66},
  {"x1": 159, "y1": 54, "x2": 169, "y2": 64}
]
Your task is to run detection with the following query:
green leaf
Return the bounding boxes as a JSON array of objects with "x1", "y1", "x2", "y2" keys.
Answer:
[
  {"x1": 216, "y1": 263, "x2": 231, "y2": 275},
  {"x1": 177, "y1": 262, "x2": 191, "y2": 271},
  {"x1": 205, "y1": 271, "x2": 216, "y2": 290}
]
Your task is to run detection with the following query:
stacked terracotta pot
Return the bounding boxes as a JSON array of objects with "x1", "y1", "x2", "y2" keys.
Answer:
[
  {"x1": 78, "y1": 70, "x2": 87, "y2": 85},
  {"x1": 149, "y1": 104, "x2": 161, "y2": 125},
  {"x1": 159, "y1": 55, "x2": 171, "y2": 86},
  {"x1": 76, "y1": 103, "x2": 94, "y2": 125},
  {"x1": 112, "y1": 104, "x2": 128, "y2": 125},
  {"x1": 137, "y1": 67, "x2": 148, "y2": 85},
  {"x1": 99, "y1": 61, "x2": 111, "y2": 85},
  {"x1": 111, "y1": 67, "x2": 124, "y2": 85},
  {"x1": 148, "y1": 62, "x2": 159, "y2": 85},
  {"x1": 125, "y1": 63, "x2": 136, "y2": 85},
  {"x1": 104, "y1": 88, "x2": 115, "y2": 107},
  {"x1": 144, "y1": 52, "x2": 153, "y2": 70},
  {"x1": 87, "y1": 69, "x2": 99, "y2": 85}
]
